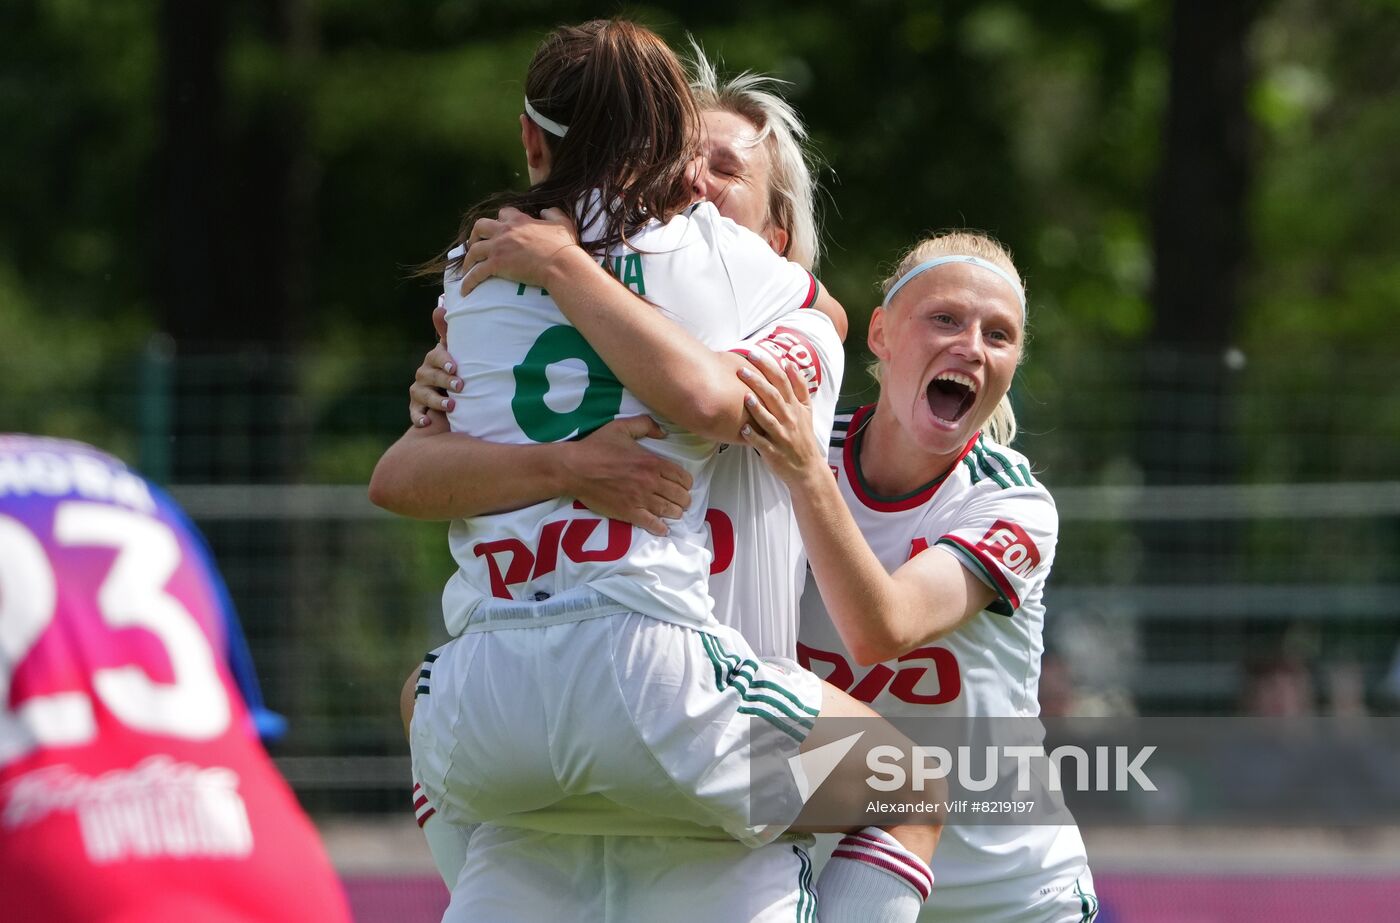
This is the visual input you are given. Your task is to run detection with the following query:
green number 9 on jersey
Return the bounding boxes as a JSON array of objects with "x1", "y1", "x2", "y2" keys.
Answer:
[{"x1": 511, "y1": 325, "x2": 625, "y2": 442}]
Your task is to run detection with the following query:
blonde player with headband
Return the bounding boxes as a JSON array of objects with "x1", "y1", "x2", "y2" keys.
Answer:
[
  {"x1": 737, "y1": 231, "x2": 1099, "y2": 923},
  {"x1": 376, "y1": 21, "x2": 939, "y2": 923}
]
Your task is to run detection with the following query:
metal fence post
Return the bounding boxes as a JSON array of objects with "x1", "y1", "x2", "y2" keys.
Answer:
[{"x1": 139, "y1": 332, "x2": 176, "y2": 483}]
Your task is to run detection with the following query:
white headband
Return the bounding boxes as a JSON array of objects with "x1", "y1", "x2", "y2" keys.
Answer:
[
  {"x1": 882, "y1": 255, "x2": 1026, "y2": 311},
  {"x1": 524, "y1": 98, "x2": 569, "y2": 138}
]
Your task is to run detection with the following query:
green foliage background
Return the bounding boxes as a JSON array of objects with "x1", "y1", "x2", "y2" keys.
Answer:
[{"x1": 4, "y1": 0, "x2": 1397, "y2": 479}]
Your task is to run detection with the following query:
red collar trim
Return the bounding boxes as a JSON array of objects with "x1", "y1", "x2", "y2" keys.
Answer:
[{"x1": 842, "y1": 404, "x2": 980, "y2": 512}]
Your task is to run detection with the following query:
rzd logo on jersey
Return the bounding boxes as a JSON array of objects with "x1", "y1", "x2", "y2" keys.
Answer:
[
  {"x1": 975, "y1": 520, "x2": 1040, "y2": 577},
  {"x1": 473, "y1": 502, "x2": 633, "y2": 599},
  {"x1": 798, "y1": 644, "x2": 961, "y2": 705},
  {"x1": 749, "y1": 327, "x2": 822, "y2": 395}
]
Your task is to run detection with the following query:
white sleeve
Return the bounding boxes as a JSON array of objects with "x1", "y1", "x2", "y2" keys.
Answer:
[
  {"x1": 726, "y1": 309, "x2": 845, "y2": 450},
  {"x1": 635, "y1": 205, "x2": 817, "y2": 343},
  {"x1": 628, "y1": 206, "x2": 817, "y2": 349},
  {"x1": 709, "y1": 209, "x2": 820, "y2": 337},
  {"x1": 933, "y1": 484, "x2": 1058, "y2": 617}
]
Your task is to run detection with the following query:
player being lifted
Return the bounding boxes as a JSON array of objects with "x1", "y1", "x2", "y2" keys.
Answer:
[
  {"x1": 381, "y1": 48, "x2": 940, "y2": 922},
  {"x1": 738, "y1": 233, "x2": 1100, "y2": 922},
  {"x1": 0, "y1": 435, "x2": 351, "y2": 923},
  {"x1": 372, "y1": 19, "x2": 939, "y2": 923},
  {"x1": 393, "y1": 46, "x2": 840, "y2": 662}
]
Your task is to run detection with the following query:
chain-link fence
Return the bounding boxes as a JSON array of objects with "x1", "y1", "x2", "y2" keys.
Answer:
[{"x1": 10, "y1": 338, "x2": 1400, "y2": 810}]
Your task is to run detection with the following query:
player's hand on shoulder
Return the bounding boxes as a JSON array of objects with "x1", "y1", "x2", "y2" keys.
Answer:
[
  {"x1": 459, "y1": 206, "x2": 584, "y2": 297},
  {"x1": 737, "y1": 349, "x2": 824, "y2": 488},
  {"x1": 563, "y1": 415, "x2": 693, "y2": 537}
]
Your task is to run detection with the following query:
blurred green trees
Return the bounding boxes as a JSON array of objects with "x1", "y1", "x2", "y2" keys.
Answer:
[{"x1": 4, "y1": 0, "x2": 1397, "y2": 483}]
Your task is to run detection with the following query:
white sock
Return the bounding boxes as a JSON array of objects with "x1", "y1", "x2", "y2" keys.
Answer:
[
  {"x1": 816, "y1": 827, "x2": 934, "y2": 923},
  {"x1": 414, "y1": 781, "x2": 473, "y2": 888}
]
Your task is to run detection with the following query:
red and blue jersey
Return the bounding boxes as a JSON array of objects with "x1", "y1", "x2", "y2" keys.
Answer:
[{"x1": 0, "y1": 435, "x2": 350, "y2": 923}]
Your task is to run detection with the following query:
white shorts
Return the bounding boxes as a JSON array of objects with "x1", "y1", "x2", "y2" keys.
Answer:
[
  {"x1": 913, "y1": 868, "x2": 1098, "y2": 923},
  {"x1": 443, "y1": 825, "x2": 818, "y2": 923},
  {"x1": 410, "y1": 590, "x2": 823, "y2": 847}
]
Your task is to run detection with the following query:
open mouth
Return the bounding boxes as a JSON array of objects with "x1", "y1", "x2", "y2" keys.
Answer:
[{"x1": 926, "y1": 372, "x2": 977, "y2": 425}]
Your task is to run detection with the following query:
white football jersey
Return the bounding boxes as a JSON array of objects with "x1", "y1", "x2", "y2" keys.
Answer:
[
  {"x1": 705, "y1": 308, "x2": 844, "y2": 659},
  {"x1": 797, "y1": 404, "x2": 1092, "y2": 921},
  {"x1": 441, "y1": 201, "x2": 818, "y2": 636}
]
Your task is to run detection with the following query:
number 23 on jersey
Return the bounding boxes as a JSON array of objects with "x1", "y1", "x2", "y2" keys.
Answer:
[{"x1": 0, "y1": 503, "x2": 231, "y2": 769}]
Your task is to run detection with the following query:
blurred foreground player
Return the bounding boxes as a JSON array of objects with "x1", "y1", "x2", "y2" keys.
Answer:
[{"x1": 0, "y1": 435, "x2": 351, "y2": 923}]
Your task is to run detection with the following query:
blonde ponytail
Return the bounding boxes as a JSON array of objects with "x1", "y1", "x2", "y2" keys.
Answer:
[{"x1": 984, "y1": 394, "x2": 1017, "y2": 446}]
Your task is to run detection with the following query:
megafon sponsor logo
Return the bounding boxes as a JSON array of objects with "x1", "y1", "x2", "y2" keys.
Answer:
[{"x1": 976, "y1": 520, "x2": 1040, "y2": 577}]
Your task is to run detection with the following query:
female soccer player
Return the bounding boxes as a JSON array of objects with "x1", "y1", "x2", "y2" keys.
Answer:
[
  {"x1": 382, "y1": 56, "x2": 943, "y2": 923},
  {"x1": 391, "y1": 47, "x2": 841, "y2": 656},
  {"x1": 0, "y1": 436, "x2": 352, "y2": 923},
  {"x1": 381, "y1": 21, "x2": 937, "y2": 923},
  {"x1": 738, "y1": 232, "x2": 1100, "y2": 922}
]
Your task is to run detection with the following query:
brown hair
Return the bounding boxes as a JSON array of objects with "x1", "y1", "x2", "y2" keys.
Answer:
[{"x1": 429, "y1": 20, "x2": 700, "y2": 275}]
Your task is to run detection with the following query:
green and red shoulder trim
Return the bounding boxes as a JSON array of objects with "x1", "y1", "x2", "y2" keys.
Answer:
[{"x1": 935, "y1": 535, "x2": 1018, "y2": 616}]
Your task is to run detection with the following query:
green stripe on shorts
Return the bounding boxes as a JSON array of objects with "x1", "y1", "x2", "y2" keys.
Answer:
[
  {"x1": 707, "y1": 636, "x2": 820, "y2": 716},
  {"x1": 794, "y1": 845, "x2": 816, "y2": 923},
  {"x1": 738, "y1": 706, "x2": 805, "y2": 743},
  {"x1": 1075, "y1": 877, "x2": 1099, "y2": 921},
  {"x1": 700, "y1": 634, "x2": 815, "y2": 738}
]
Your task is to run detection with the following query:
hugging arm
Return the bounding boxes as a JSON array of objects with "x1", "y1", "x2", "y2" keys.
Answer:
[
  {"x1": 457, "y1": 207, "x2": 844, "y2": 442},
  {"x1": 738, "y1": 352, "x2": 996, "y2": 664},
  {"x1": 370, "y1": 339, "x2": 692, "y2": 535}
]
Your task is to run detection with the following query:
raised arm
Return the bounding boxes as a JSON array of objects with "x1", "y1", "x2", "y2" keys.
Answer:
[
  {"x1": 737, "y1": 352, "x2": 996, "y2": 665},
  {"x1": 456, "y1": 207, "x2": 844, "y2": 442}
]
